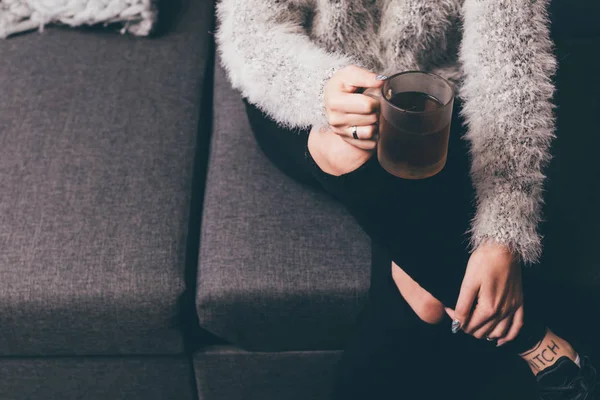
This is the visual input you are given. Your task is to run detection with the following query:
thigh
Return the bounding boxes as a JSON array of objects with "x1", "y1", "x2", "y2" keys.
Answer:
[
  {"x1": 307, "y1": 104, "x2": 475, "y2": 307},
  {"x1": 246, "y1": 95, "x2": 475, "y2": 306},
  {"x1": 244, "y1": 99, "x2": 320, "y2": 189}
]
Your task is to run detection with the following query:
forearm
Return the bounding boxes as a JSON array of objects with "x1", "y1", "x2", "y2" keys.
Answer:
[
  {"x1": 460, "y1": 0, "x2": 557, "y2": 263},
  {"x1": 216, "y1": 0, "x2": 355, "y2": 129}
]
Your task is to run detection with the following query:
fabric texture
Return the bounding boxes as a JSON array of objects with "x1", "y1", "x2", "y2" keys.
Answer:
[
  {"x1": 196, "y1": 60, "x2": 371, "y2": 352},
  {"x1": 194, "y1": 346, "x2": 343, "y2": 400},
  {"x1": 0, "y1": 0, "x2": 213, "y2": 356},
  {"x1": 0, "y1": 0, "x2": 158, "y2": 39},
  {"x1": 0, "y1": 356, "x2": 195, "y2": 400},
  {"x1": 215, "y1": 0, "x2": 557, "y2": 264},
  {"x1": 459, "y1": 0, "x2": 556, "y2": 263}
]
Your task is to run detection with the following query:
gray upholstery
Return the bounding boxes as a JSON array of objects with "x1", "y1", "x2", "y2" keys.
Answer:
[
  {"x1": 0, "y1": 0, "x2": 214, "y2": 356},
  {"x1": 194, "y1": 346, "x2": 341, "y2": 400},
  {"x1": 0, "y1": 357, "x2": 195, "y2": 400},
  {"x1": 196, "y1": 61, "x2": 371, "y2": 351}
]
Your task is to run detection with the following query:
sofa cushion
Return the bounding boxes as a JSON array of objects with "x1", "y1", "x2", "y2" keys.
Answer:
[
  {"x1": 193, "y1": 346, "x2": 342, "y2": 400},
  {"x1": 0, "y1": 0, "x2": 213, "y2": 356},
  {"x1": 196, "y1": 61, "x2": 371, "y2": 352},
  {"x1": 0, "y1": 357, "x2": 195, "y2": 400}
]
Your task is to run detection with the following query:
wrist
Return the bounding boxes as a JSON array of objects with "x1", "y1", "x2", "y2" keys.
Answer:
[{"x1": 473, "y1": 241, "x2": 521, "y2": 268}]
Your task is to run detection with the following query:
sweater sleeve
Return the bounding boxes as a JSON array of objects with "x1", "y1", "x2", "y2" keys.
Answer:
[
  {"x1": 216, "y1": 0, "x2": 356, "y2": 129},
  {"x1": 460, "y1": 0, "x2": 557, "y2": 264}
]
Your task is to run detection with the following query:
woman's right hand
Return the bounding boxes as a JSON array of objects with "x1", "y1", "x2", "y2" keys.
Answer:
[{"x1": 324, "y1": 66, "x2": 385, "y2": 150}]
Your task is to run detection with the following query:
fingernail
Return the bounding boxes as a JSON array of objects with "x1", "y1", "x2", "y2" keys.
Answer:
[
  {"x1": 375, "y1": 74, "x2": 388, "y2": 81},
  {"x1": 451, "y1": 319, "x2": 461, "y2": 334},
  {"x1": 496, "y1": 341, "x2": 505, "y2": 347}
]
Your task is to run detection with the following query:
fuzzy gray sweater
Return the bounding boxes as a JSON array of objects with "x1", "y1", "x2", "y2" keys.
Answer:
[{"x1": 216, "y1": 0, "x2": 557, "y2": 264}]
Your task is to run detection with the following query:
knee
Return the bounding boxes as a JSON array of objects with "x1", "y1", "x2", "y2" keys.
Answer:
[
  {"x1": 391, "y1": 264, "x2": 446, "y2": 325},
  {"x1": 308, "y1": 126, "x2": 374, "y2": 176},
  {"x1": 411, "y1": 293, "x2": 446, "y2": 325}
]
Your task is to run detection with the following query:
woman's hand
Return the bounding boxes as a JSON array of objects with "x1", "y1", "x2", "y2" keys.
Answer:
[
  {"x1": 446, "y1": 243, "x2": 524, "y2": 347},
  {"x1": 324, "y1": 66, "x2": 385, "y2": 150}
]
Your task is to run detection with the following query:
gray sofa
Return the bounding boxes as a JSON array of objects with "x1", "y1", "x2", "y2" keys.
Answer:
[
  {"x1": 1, "y1": 0, "x2": 599, "y2": 399},
  {"x1": 0, "y1": 1, "x2": 212, "y2": 399}
]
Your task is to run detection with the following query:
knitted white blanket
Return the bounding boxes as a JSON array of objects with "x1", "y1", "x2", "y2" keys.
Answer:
[{"x1": 0, "y1": 0, "x2": 158, "y2": 39}]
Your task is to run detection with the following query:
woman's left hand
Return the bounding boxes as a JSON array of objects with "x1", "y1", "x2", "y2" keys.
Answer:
[{"x1": 445, "y1": 242, "x2": 524, "y2": 347}]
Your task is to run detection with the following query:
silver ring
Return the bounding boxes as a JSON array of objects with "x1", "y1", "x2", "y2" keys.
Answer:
[
  {"x1": 486, "y1": 337, "x2": 495, "y2": 342},
  {"x1": 351, "y1": 125, "x2": 358, "y2": 140}
]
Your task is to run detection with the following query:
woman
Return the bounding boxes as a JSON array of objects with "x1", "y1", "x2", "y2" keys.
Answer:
[{"x1": 216, "y1": 0, "x2": 598, "y2": 398}]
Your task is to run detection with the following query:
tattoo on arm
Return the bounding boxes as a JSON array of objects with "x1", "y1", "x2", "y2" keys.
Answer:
[
  {"x1": 524, "y1": 340, "x2": 560, "y2": 372},
  {"x1": 520, "y1": 338, "x2": 544, "y2": 357}
]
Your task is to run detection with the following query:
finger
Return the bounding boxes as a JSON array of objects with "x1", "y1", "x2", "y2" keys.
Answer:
[
  {"x1": 341, "y1": 136, "x2": 377, "y2": 151},
  {"x1": 337, "y1": 66, "x2": 385, "y2": 92},
  {"x1": 328, "y1": 93, "x2": 380, "y2": 114},
  {"x1": 333, "y1": 124, "x2": 378, "y2": 140},
  {"x1": 344, "y1": 113, "x2": 379, "y2": 127},
  {"x1": 454, "y1": 283, "x2": 479, "y2": 333},
  {"x1": 497, "y1": 306, "x2": 524, "y2": 347},
  {"x1": 488, "y1": 315, "x2": 512, "y2": 340},
  {"x1": 473, "y1": 313, "x2": 510, "y2": 341},
  {"x1": 328, "y1": 113, "x2": 379, "y2": 130},
  {"x1": 326, "y1": 111, "x2": 378, "y2": 128},
  {"x1": 444, "y1": 308, "x2": 455, "y2": 319},
  {"x1": 351, "y1": 124, "x2": 378, "y2": 140},
  {"x1": 472, "y1": 319, "x2": 497, "y2": 340},
  {"x1": 464, "y1": 303, "x2": 497, "y2": 334},
  {"x1": 362, "y1": 87, "x2": 382, "y2": 100}
]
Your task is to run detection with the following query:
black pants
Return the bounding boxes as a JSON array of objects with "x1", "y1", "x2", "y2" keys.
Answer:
[
  {"x1": 245, "y1": 100, "x2": 549, "y2": 398},
  {"x1": 246, "y1": 98, "x2": 475, "y2": 299}
]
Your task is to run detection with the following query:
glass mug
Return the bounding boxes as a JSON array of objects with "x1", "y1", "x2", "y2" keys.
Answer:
[{"x1": 368, "y1": 71, "x2": 455, "y2": 180}]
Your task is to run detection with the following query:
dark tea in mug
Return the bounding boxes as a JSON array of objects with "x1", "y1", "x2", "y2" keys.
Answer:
[
  {"x1": 379, "y1": 91, "x2": 450, "y2": 179},
  {"x1": 378, "y1": 72, "x2": 454, "y2": 179}
]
